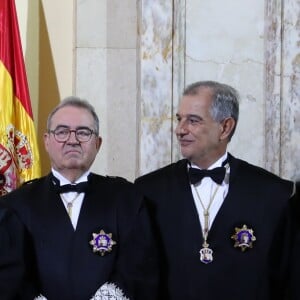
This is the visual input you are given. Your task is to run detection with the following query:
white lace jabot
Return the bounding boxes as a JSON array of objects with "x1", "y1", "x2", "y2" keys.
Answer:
[{"x1": 34, "y1": 282, "x2": 130, "y2": 300}]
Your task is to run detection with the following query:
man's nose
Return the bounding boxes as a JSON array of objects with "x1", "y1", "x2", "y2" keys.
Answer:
[
  {"x1": 67, "y1": 130, "x2": 79, "y2": 143},
  {"x1": 175, "y1": 120, "x2": 188, "y2": 135}
]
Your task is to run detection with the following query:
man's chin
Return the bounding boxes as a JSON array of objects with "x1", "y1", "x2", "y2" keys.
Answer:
[
  {"x1": 181, "y1": 152, "x2": 192, "y2": 160},
  {"x1": 180, "y1": 150, "x2": 192, "y2": 160},
  {"x1": 64, "y1": 159, "x2": 83, "y2": 169}
]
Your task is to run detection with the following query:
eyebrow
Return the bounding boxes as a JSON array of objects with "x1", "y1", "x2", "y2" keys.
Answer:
[
  {"x1": 187, "y1": 114, "x2": 202, "y2": 119},
  {"x1": 54, "y1": 125, "x2": 92, "y2": 130},
  {"x1": 176, "y1": 113, "x2": 202, "y2": 120}
]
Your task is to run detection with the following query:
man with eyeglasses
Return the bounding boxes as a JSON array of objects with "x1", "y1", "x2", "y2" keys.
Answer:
[{"x1": 1, "y1": 96, "x2": 159, "y2": 300}]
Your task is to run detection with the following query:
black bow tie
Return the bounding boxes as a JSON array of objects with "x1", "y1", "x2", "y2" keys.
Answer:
[
  {"x1": 51, "y1": 175, "x2": 89, "y2": 193},
  {"x1": 55, "y1": 182, "x2": 88, "y2": 193},
  {"x1": 188, "y1": 166, "x2": 226, "y2": 185}
]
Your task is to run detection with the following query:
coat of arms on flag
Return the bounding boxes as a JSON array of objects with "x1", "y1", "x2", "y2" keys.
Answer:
[{"x1": 0, "y1": 0, "x2": 41, "y2": 195}]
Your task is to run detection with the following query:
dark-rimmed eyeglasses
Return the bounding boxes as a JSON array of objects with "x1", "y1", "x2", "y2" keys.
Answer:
[{"x1": 49, "y1": 127, "x2": 95, "y2": 143}]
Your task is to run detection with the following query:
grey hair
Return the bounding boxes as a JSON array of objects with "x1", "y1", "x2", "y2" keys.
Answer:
[
  {"x1": 46, "y1": 96, "x2": 100, "y2": 135},
  {"x1": 183, "y1": 81, "x2": 239, "y2": 140}
]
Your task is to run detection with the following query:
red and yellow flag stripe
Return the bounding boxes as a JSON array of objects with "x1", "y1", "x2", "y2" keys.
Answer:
[{"x1": 0, "y1": 0, "x2": 41, "y2": 195}]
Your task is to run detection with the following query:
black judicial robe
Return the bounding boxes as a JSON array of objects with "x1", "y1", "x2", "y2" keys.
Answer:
[
  {"x1": 2, "y1": 173, "x2": 158, "y2": 300},
  {"x1": 0, "y1": 203, "x2": 24, "y2": 300},
  {"x1": 135, "y1": 153, "x2": 299, "y2": 300}
]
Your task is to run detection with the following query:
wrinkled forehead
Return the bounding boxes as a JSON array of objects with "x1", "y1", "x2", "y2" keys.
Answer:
[
  {"x1": 50, "y1": 106, "x2": 94, "y2": 128},
  {"x1": 178, "y1": 92, "x2": 213, "y2": 115}
]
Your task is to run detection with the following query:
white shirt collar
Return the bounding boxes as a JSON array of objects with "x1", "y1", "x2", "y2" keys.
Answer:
[
  {"x1": 190, "y1": 152, "x2": 228, "y2": 170},
  {"x1": 51, "y1": 168, "x2": 90, "y2": 185}
]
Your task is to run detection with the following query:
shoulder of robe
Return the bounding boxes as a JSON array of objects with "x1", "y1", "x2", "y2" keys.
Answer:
[
  {"x1": 22, "y1": 178, "x2": 39, "y2": 186},
  {"x1": 105, "y1": 175, "x2": 129, "y2": 183}
]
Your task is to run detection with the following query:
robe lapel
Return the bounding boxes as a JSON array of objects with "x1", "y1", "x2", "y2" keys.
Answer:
[
  {"x1": 168, "y1": 160, "x2": 203, "y2": 257},
  {"x1": 75, "y1": 175, "x2": 117, "y2": 236},
  {"x1": 207, "y1": 155, "x2": 264, "y2": 256},
  {"x1": 46, "y1": 177, "x2": 76, "y2": 233}
]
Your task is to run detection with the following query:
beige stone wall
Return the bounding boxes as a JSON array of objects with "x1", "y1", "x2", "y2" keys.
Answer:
[
  {"x1": 16, "y1": 0, "x2": 300, "y2": 181},
  {"x1": 16, "y1": 0, "x2": 74, "y2": 174},
  {"x1": 138, "y1": 0, "x2": 300, "y2": 181}
]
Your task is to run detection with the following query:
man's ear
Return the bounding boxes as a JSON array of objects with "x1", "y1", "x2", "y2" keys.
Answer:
[
  {"x1": 219, "y1": 117, "x2": 235, "y2": 141},
  {"x1": 43, "y1": 132, "x2": 50, "y2": 151},
  {"x1": 96, "y1": 136, "x2": 102, "y2": 150}
]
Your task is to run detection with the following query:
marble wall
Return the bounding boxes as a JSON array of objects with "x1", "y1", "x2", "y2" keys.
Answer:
[
  {"x1": 74, "y1": 0, "x2": 299, "y2": 181},
  {"x1": 76, "y1": 0, "x2": 138, "y2": 180},
  {"x1": 137, "y1": 0, "x2": 300, "y2": 181},
  {"x1": 185, "y1": 0, "x2": 265, "y2": 167},
  {"x1": 273, "y1": 0, "x2": 300, "y2": 180},
  {"x1": 138, "y1": 0, "x2": 174, "y2": 173}
]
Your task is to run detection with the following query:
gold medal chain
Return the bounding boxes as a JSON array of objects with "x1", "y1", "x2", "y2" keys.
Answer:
[
  {"x1": 193, "y1": 185, "x2": 220, "y2": 247},
  {"x1": 60, "y1": 193, "x2": 81, "y2": 217}
]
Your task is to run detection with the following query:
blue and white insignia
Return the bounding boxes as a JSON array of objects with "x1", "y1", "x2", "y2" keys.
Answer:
[
  {"x1": 199, "y1": 247, "x2": 213, "y2": 264},
  {"x1": 89, "y1": 229, "x2": 116, "y2": 256},
  {"x1": 231, "y1": 224, "x2": 256, "y2": 252}
]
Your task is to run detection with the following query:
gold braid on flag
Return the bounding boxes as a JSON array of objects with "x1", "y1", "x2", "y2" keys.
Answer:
[{"x1": 0, "y1": 0, "x2": 41, "y2": 195}]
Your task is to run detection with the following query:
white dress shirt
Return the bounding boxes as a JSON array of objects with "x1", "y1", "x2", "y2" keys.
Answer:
[
  {"x1": 190, "y1": 153, "x2": 230, "y2": 233},
  {"x1": 52, "y1": 169, "x2": 89, "y2": 229}
]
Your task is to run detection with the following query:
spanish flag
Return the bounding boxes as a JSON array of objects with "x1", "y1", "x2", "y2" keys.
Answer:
[{"x1": 0, "y1": 0, "x2": 41, "y2": 195}]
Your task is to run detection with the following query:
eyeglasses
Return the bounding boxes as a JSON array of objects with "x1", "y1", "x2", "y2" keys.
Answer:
[{"x1": 49, "y1": 127, "x2": 95, "y2": 143}]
